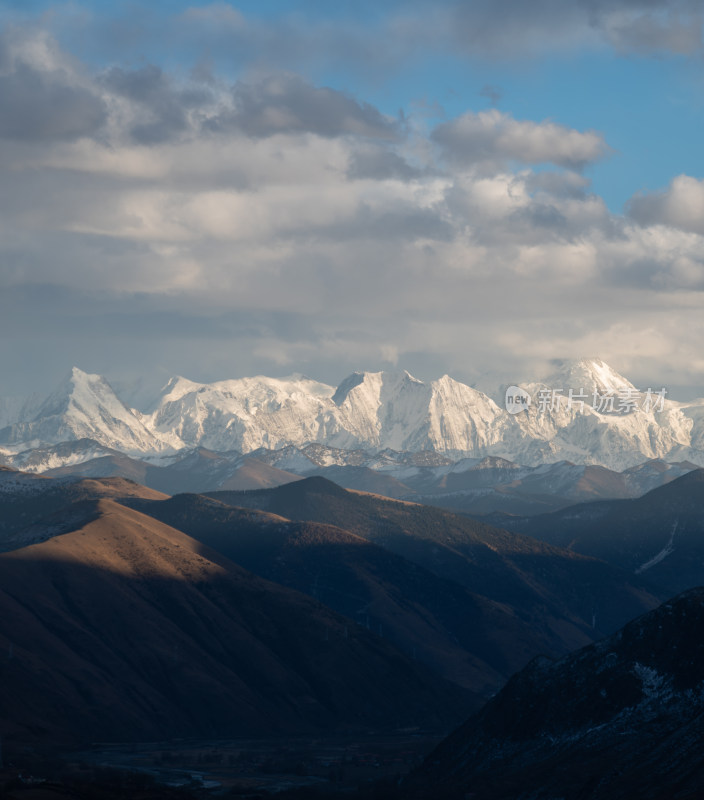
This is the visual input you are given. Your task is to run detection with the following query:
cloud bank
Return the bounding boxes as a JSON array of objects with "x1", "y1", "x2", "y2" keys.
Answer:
[{"x1": 0, "y1": 6, "x2": 703, "y2": 396}]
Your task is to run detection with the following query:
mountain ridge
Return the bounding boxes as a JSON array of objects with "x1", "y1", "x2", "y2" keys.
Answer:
[
  {"x1": 497, "y1": 468, "x2": 704, "y2": 594},
  {"x1": 1, "y1": 359, "x2": 703, "y2": 470}
]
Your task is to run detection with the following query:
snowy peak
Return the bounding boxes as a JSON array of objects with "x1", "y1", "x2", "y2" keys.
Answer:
[
  {"x1": 330, "y1": 370, "x2": 509, "y2": 454},
  {"x1": 332, "y1": 372, "x2": 366, "y2": 406},
  {"x1": 333, "y1": 369, "x2": 424, "y2": 405},
  {"x1": 36, "y1": 367, "x2": 121, "y2": 418},
  {"x1": 333, "y1": 370, "x2": 432, "y2": 451},
  {"x1": 0, "y1": 367, "x2": 165, "y2": 454},
  {"x1": 431, "y1": 373, "x2": 501, "y2": 407},
  {"x1": 213, "y1": 373, "x2": 334, "y2": 403},
  {"x1": 146, "y1": 372, "x2": 338, "y2": 452},
  {"x1": 542, "y1": 357, "x2": 636, "y2": 393},
  {"x1": 2, "y1": 359, "x2": 704, "y2": 470},
  {"x1": 157, "y1": 375, "x2": 205, "y2": 405},
  {"x1": 34, "y1": 367, "x2": 127, "y2": 422},
  {"x1": 426, "y1": 375, "x2": 508, "y2": 453}
]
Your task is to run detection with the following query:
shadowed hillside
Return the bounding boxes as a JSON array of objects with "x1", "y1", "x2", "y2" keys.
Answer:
[
  {"x1": 0, "y1": 496, "x2": 470, "y2": 747},
  {"x1": 409, "y1": 587, "x2": 704, "y2": 799},
  {"x1": 500, "y1": 469, "x2": 704, "y2": 594},
  {"x1": 205, "y1": 478, "x2": 665, "y2": 645},
  {"x1": 124, "y1": 492, "x2": 549, "y2": 694}
]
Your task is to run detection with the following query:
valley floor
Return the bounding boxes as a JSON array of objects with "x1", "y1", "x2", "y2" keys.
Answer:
[{"x1": 2, "y1": 732, "x2": 441, "y2": 799}]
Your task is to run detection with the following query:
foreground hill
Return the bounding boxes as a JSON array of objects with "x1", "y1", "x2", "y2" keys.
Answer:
[
  {"x1": 206, "y1": 478, "x2": 665, "y2": 644},
  {"x1": 500, "y1": 469, "x2": 704, "y2": 594},
  {"x1": 0, "y1": 466, "x2": 166, "y2": 551},
  {"x1": 410, "y1": 587, "x2": 704, "y2": 800},
  {"x1": 0, "y1": 495, "x2": 468, "y2": 746},
  {"x1": 125, "y1": 492, "x2": 550, "y2": 694}
]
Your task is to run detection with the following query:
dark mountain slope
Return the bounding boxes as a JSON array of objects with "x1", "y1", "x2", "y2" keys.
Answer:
[
  {"x1": 410, "y1": 587, "x2": 704, "y2": 800},
  {"x1": 0, "y1": 498, "x2": 468, "y2": 747},
  {"x1": 124, "y1": 492, "x2": 550, "y2": 694},
  {"x1": 500, "y1": 469, "x2": 704, "y2": 593},
  {"x1": 206, "y1": 478, "x2": 665, "y2": 645}
]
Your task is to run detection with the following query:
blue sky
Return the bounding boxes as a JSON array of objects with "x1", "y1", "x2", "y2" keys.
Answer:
[
  {"x1": 5, "y1": 0, "x2": 702, "y2": 210},
  {"x1": 9, "y1": 0, "x2": 704, "y2": 213},
  {"x1": 0, "y1": 1, "x2": 703, "y2": 396}
]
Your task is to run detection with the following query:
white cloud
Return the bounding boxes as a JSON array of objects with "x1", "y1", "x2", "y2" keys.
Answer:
[
  {"x1": 629, "y1": 174, "x2": 704, "y2": 235},
  {"x1": 432, "y1": 110, "x2": 610, "y2": 171},
  {"x1": 1, "y1": 25, "x2": 704, "y2": 392}
]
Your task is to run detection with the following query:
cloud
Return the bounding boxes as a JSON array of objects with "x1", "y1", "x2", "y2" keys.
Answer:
[
  {"x1": 601, "y1": 6, "x2": 703, "y2": 55},
  {"x1": 1, "y1": 21, "x2": 704, "y2": 394},
  {"x1": 178, "y1": 1, "x2": 704, "y2": 79},
  {"x1": 523, "y1": 170, "x2": 592, "y2": 200},
  {"x1": 169, "y1": 4, "x2": 418, "y2": 82},
  {"x1": 445, "y1": 0, "x2": 703, "y2": 58},
  {"x1": 172, "y1": 1, "x2": 704, "y2": 70},
  {"x1": 346, "y1": 145, "x2": 422, "y2": 181},
  {"x1": 628, "y1": 175, "x2": 704, "y2": 235},
  {"x1": 99, "y1": 65, "x2": 399, "y2": 145},
  {"x1": 207, "y1": 73, "x2": 398, "y2": 139},
  {"x1": 4, "y1": 0, "x2": 701, "y2": 108},
  {"x1": 100, "y1": 64, "x2": 211, "y2": 145},
  {"x1": 432, "y1": 110, "x2": 610, "y2": 171},
  {"x1": 0, "y1": 34, "x2": 106, "y2": 142}
]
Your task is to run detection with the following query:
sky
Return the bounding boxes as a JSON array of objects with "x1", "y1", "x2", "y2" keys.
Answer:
[{"x1": 1, "y1": 0, "x2": 704, "y2": 399}]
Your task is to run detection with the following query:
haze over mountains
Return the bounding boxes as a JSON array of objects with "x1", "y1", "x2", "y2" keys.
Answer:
[{"x1": 2, "y1": 359, "x2": 704, "y2": 473}]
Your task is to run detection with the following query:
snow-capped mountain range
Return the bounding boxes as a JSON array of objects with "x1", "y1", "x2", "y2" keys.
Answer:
[{"x1": 1, "y1": 359, "x2": 704, "y2": 471}]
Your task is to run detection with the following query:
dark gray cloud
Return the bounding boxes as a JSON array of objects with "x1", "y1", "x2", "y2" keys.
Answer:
[
  {"x1": 603, "y1": 247, "x2": 704, "y2": 291},
  {"x1": 98, "y1": 66, "x2": 397, "y2": 144},
  {"x1": 5, "y1": 0, "x2": 699, "y2": 118},
  {"x1": 101, "y1": 64, "x2": 212, "y2": 144},
  {"x1": 0, "y1": 282, "x2": 319, "y2": 344},
  {"x1": 304, "y1": 203, "x2": 455, "y2": 244},
  {"x1": 523, "y1": 170, "x2": 591, "y2": 199},
  {"x1": 346, "y1": 146, "x2": 421, "y2": 181},
  {"x1": 598, "y1": 3, "x2": 703, "y2": 54},
  {"x1": 508, "y1": 202, "x2": 569, "y2": 233},
  {"x1": 207, "y1": 73, "x2": 397, "y2": 139},
  {"x1": 446, "y1": 0, "x2": 702, "y2": 57},
  {"x1": 0, "y1": 61, "x2": 106, "y2": 142}
]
